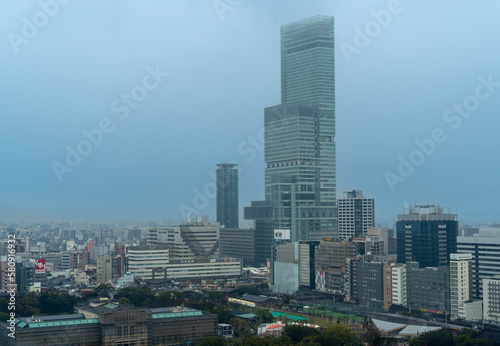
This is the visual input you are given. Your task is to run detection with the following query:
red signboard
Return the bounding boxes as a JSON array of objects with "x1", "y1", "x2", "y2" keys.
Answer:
[{"x1": 35, "y1": 259, "x2": 46, "y2": 274}]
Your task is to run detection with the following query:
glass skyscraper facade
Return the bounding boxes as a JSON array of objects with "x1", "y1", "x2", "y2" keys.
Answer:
[
  {"x1": 216, "y1": 163, "x2": 239, "y2": 229},
  {"x1": 245, "y1": 15, "x2": 336, "y2": 263},
  {"x1": 265, "y1": 16, "x2": 337, "y2": 242},
  {"x1": 281, "y1": 16, "x2": 335, "y2": 111}
]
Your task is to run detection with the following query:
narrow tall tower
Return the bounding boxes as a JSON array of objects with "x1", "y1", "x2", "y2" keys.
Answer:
[{"x1": 216, "y1": 164, "x2": 239, "y2": 228}]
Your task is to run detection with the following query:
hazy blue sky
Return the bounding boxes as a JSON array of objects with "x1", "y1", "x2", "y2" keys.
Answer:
[{"x1": 1, "y1": 0, "x2": 499, "y2": 226}]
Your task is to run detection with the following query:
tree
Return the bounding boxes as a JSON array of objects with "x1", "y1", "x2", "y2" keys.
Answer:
[
  {"x1": 212, "y1": 306, "x2": 230, "y2": 324},
  {"x1": 118, "y1": 297, "x2": 130, "y2": 305},
  {"x1": 0, "y1": 297, "x2": 9, "y2": 314},
  {"x1": 322, "y1": 325, "x2": 364, "y2": 346},
  {"x1": 232, "y1": 317, "x2": 252, "y2": 338},
  {"x1": 257, "y1": 309, "x2": 274, "y2": 323},
  {"x1": 284, "y1": 325, "x2": 320, "y2": 344},
  {"x1": 454, "y1": 333, "x2": 493, "y2": 346},
  {"x1": 409, "y1": 330, "x2": 454, "y2": 346},
  {"x1": 154, "y1": 291, "x2": 183, "y2": 307},
  {"x1": 197, "y1": 336, "x2": 227, "y2": 346},
  {"x1": 237, "y1": 286, "x2": 260, "y2": 296},
  {"x1": 364, "y1": 323, "x2": 385, "y2": 346},
  {"x1": 0, "y1": 312, "x2": 10, "y2": 322},
  {"x1": 297, "y1": 334, "x2": 322, "y2": 346},
  {"x1": 115, "y1": 287, "x2": 155, "y2": 307},
  {"x1": 93, "y1": 283, "x2": 115, "y2": 299},
  {"x1": 38, "y1": 292, "x2": 74, "y2": 315},
  {"x1": 208, "y1": 291, "x2": 224, "y2": 304}
]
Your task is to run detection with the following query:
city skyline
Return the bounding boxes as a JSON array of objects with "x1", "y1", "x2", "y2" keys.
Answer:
[{"x1": 1, "y1": 1, "x2": 500, "y2": 225}]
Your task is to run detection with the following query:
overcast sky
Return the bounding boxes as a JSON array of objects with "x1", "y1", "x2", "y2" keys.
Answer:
[{"x1": 1, "y1": 0, "x2": 499, "y2": 226}]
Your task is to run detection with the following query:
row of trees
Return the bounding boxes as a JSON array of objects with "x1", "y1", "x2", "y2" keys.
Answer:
[
  {"x1": 409, "y1": 329, "x2": 493, "y2": 346},
  {"x1": 198, "y1": 325, "x2": 364, "y2": 346},
  {"x1": 0, "y1": 292, "x2": 75, "y2": 321}
]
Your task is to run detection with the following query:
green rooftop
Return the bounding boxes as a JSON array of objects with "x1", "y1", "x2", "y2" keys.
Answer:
[
  {"x1": 104, "y1": 303, "x2": 119, "y2": 309},
  {"x1": 236, "y1": 313, "x2": 257, "y2": 319},
  {"x1": 283, "y1": 314, "x2": 309, "y2": 322},
  {"x1": 151, "y1": 311, "x2": 203, "y2": 319},
  {"x1": 269, "y1": 311, "x2": 309, "y2": 322},
  {"x1": 270, "y1": 311, "x2": 288, "y2": 318},
  {"x1": 28, "y1": 318, "x2": 99, "y2": 328}
]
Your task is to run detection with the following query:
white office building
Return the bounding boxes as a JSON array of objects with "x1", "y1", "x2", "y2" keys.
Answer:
[
  {"x1": 337, "y1": 190, "x2": 375, "y2": 239},
  {"x1": 148, "y1": 222, "x2": 220, "y2": 259},
  {"x1": 457, "y1": 227, "x2": 500, "y2": 298},
  {"x1": 127, "y1": 245, "x2": 170, "y2": 280},
  {"x1": 450, "y1": 253, "x2": 473, "y2": 320},
  {"x1": 391, "y1": 263, "x2": 407, "y2": 307},
  {"x1": 483, "y1": 276, "x2": 500, "y2": 323},
  {"x1": 458, "y1": 300, "x2": 482, "y2": 322}
]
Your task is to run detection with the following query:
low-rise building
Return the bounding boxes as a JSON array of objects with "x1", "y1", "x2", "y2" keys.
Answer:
[
  {"x1": 1, "y1": 303, "x2": 217, "y2": 345},
  {"x1": 458, "y1": 300, "x2": 483, "y2": 322},
  {"x1": 217, "y1": 323, "x2": 234, "y2": 338}
]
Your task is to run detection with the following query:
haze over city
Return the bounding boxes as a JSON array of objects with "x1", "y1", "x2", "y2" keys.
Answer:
[{"x1": 1, "y1": 0, "x2": 500, "y2": 225}]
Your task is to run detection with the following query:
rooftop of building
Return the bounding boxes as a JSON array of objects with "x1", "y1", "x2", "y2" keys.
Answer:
[
  {"x1": 397, "y1": 205, "x2": 458, "y2": 221},
  {"x1": 216, "y1": 163, "x2": 238, "y2": 169},
  {"x1": 19, "y1": 313, "x2": 86, "y2": 324},
  {"x1": 127, "y1": 244, "x2": 170, "y2": 251},
  {"x1": 12, "y1": 315, "x2": 98, "y2": 330},
  {"x1": 281, "y1": 15, "x2": 334, "y2": 30},
  {"x1": 8, "y1": 305, "x2": 212, "y2": 331},
  {"x1": 341, "y1": 190, "x2": 365, "y2": 199},
  {"x1": 241, "y1": 293, "x2": 273, "y2": 303}
]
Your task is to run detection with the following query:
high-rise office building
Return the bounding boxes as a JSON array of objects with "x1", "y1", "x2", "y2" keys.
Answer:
[
  {"x1": 216, "y1": 163, "x2": 239, "y2": 229},
  {"x1": 449, "y1": 253, "x2": 473, "y2": 320},
  {"x1": 457, "y1": 227, "x2": 500, "y2": 299},
  {"x1": 396, "y1": 205, "x2": 458, "y2": 268},
  {"x1": 338, "y1": 190, "x2": 375, "y2": 239},
  {"x1": 390, "y1": 263, "x2": 408, "y2": 307},
  {"x1": 244, "y1": 201, "x2": 275, "y2": 266},
  {"x1": 97, "y1": 254, "x2": 113, "y2": 284},
  {"x1": 246, "y1": 16, "x2": 336, "y2": 250},
  {"x1": 483, "y1": 276, "x2": 500, "y2": 323},
  {"x1": 315, "y1": 239, "x2": 357, "y2": 294},
  {"x1": 406, "y1": 264, "x2": 450, "y2": 314},
  {"x1": 357, "y1": 259, "x2": 384, "y2": 307},
  {"x1": 265, "y1": 102, "x2": 336, "y2": 241}
]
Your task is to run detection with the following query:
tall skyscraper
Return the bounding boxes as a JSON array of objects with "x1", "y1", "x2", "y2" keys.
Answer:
[
  {"x1": 245, "y1": 15, "x2": 336, "y2": 263},
  {"x1": 396, "y1": 205, "x2": 458, "y2": 268},
  {"x1": 216, "y1": 163, "x2": 239, "y2": 229},
  {"x1": 338, "y1": 190, "x2": 375, "y2": 239},
  {"x1": 265, "y1": 16, "x2": 336, "y2": 242}
]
